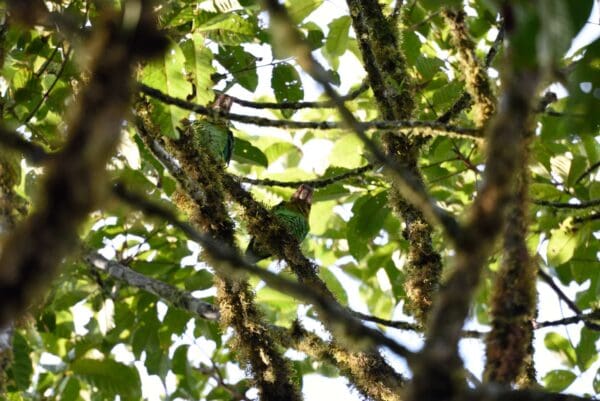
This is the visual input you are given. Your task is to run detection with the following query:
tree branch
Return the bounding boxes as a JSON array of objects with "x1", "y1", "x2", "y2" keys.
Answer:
[
  {"x1": 85, "y1": 252, "x2": 405, "y2": 398},
  {"x1": 138, "y1": 83, "x2": 482, "y2": 140},
  {"x1": 464, "y1": 386, "x2": 594, "y2": 401},
  {"x1": 437, "y1": 24, "x2": 504, "y2": 124},
  {"x1": 0, "y1": 126, "x2": 51, "y2": 164},
  {"x1": 112, "y1": 182, "x2": 415, "y2": 361},
  {"x1": 224, "y1": 79, "x2": 369, "y2": 110},
  {"x1": 575, "y1": 160, "x2": 600, "y2": 184},
  {"x1": 535, "y1": 310, "x2": 600, "y2": 329},
  {"x1": 533, "y1": 198, "x2": 600, "y2": 209},
  {"x1": 538, "y1": 269, "x2": 600, "y2": 331},
  {"x1": 237, "y1": 164, "x2": 374, "y2": 188},
  {"x1": 0, "y1": 3, "x2": 166, "y2": 327},
  {"x1": 85, "y1": 252, "x2": 220, "y2": 320},
  {"x1": 261, "y1": 0, "x2": 462, "y2": 244}
]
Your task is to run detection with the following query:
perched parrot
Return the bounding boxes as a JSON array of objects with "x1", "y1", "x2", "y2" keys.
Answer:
[
  {"x1": 179, "y1": 94, "x2": 234, "y2": 165},
  {"x1": 245, "y1": 184, "x2": 314, "y2": 263}
]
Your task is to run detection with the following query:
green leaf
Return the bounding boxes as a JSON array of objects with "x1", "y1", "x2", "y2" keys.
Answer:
[
  {"x1": 544, "y1": 332, "x2": 577, "y2": 367},
  {"x1": 256, "y1": 285, "x2": 298, "y2": 324},
  {"x1": 347, "y1": 191, "x2": 390, "y2": 260},
  {"x1": 576, "y1": 327, "x2": 600, "y2": 371},
  {"x1": 11, "y1": 332, "x2": 33, "y2": 391},
  {"x1": 287, "y1": 0, "x2": 324, "y2": 24},
  {"x1": 431, "y1": 80, "x2": 464, "y2": 110},
  {"x1": 59, "y1": 376, "x2": 81, "y2": 401},
  {"x1": 184, "y1": 269, "x2": 214, "y2": 291},
  {"x1": 415, "y1": 55, "x2": 444, "y2": 80},
  {"x1": 72, "y1": 359, "x2": 141, "y2": 400},
  {"x1": 302, "y1": 22, "x2": 325, "y2": 50},
  {"x1": 52, "y1": 289, "x2": 90, "y2": 310},
  {"x1": 319, "y1": 268, "x2": 348, "y2": 305},
  {"x1": 196, "y1": 12, "x2": 256, "y2": 46},
  {"x1": 401, "y1": 31, "x2": 421, "y2": 65},
  {"x1": 547, "y1": 227, "x2": 578, "y2": 266},
  {"x1": 329, "y1": 134, "x2": 365, "y2": 168},
  {"x1": 419, "y1": 0, "x2": 461, "y2": 11},
  {"x1": 216, "y1": 45, "x2": 258, "y2": 92},
  {"x1": 594, "y1": 366, "x2": 600, "y2": 394},
  {"x1": 271, "y1": 63, "x2": 304, "y2": 118},
  {"x1": 140, "y1": 40, "x2": 190, "y2": 138},
  {"x1": 232, "y1": 137, "x2": 269, "y2": 167},
  {"x1": 542, "y1": 369, "x2": 576, "y2": 392},
  {"x1": 180, "y1": 34, "x2": 215, "y2": 105},
  {"x1": 264, "y1": 141, "x2": 299, "y2": 164},
  {"x1": 325, "y1": 16, "x2": 352, "y2": 59}
]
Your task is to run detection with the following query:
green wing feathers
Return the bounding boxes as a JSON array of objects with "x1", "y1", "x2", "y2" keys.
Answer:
[
  {"x1": 272, "y1": 205, "x2": 310, "y2": 242},
  {"x1": 245, "y1": 206, "x2": 310, "y2": 263},
  {"x1": 186, "y1": 119, "x2": 234, "y2": 165}
]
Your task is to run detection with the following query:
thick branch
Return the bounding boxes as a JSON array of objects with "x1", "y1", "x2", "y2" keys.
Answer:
[
  {"x1": 0, "y1": 126, "x2": 51, "y2": 164},
  {"x1": 0, "y1": 4, "x2": 166, "y2": 327},
  {"x1": 406, "y1": 44, "x2": 541, "y2": 401},
  {"x1": 346, "y1": 0, "x2": 446, "y2": 325},
  {"x1": 113, "y1": 183, "x2": 414, "y2": 360},
  {"x1": 485, "y1": 144, "x2": 537, "y2": 386},
  {"x1": 136, "y1": 115, "x2": 301, "y2": 401}
]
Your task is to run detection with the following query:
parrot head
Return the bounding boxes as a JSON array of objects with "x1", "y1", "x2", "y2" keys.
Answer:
[
  {"x1": 212, "y1": 94, "x2": 233, "y2": 112},
  {"x1": 290, "y1": 184, "x2": 314, "y2": 217}
]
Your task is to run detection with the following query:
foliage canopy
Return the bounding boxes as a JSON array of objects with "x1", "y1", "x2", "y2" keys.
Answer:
[{"x1": 0, "y1": 0, "x2": 598, "y2": 400}]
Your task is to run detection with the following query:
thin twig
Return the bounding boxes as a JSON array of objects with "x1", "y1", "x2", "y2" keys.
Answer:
[
  {"x1": 23, "y1": 46, "x2": 72, "y2": 125},
  {"x1": 237, "y1": 164, "x2": 374, "y2": 188},
  {"x1": 573, "y1": 212, "x2": 600, "y2": 225},
  {"x1": 33, "y1": 44, "x2": 60, "y2": 78},
  {"x1": 534, "y1": 310, "x2": 600, "y2": 329},
  {"x1": 575, "y1": 160, "x2": 600, "y2": 184},
  {"x1": 225, "y1": 79, "x2": 369, "y2": 110},
  {"x1": 351, "y1": 310, "x2": 486, "y2": 338},
  {"x1": 537, "y1": 269, "x2": 600, "y2": 331},
  {"x1": 532, "y1": 198, "x2": 600, "y2": 209},
  {"x1": 138, "y1": 83, "x2": 482, "y2": 140},
  {"x1": 0, "y1": 126, "x2": 51, "y2": 164}
]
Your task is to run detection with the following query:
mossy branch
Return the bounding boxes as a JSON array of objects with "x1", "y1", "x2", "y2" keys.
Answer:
[
  {"x1": 135, "y1": 115, "x2": 301, "y2": 401},
  {"x1": 347, "y1": 0, "x2": 445, "y2": 325},
  {"x1": 406, "y1": 45, "x2": 541, "y2": 401},
  {"x1": 112, "y1": 182, "x2": 415, "y2": 362},
  {"x1": 443, "y1": 9, "x2": 497, "y2": 127},
  {"x1": 484, "y1": 144, "x2": 537, "y2": 386}
]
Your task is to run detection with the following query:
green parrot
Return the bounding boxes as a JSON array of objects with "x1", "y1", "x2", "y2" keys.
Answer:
[
  {"x1": 245, "y1": 184, "x2": 314, "y2": 263},
  {"x1": 180, "y1": 94, "x2": 234, "y2": 165}
]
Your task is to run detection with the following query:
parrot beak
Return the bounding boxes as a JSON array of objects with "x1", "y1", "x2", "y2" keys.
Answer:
[{"x1": 294, "y1": 184, "x2": 314, "y2": 204}]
